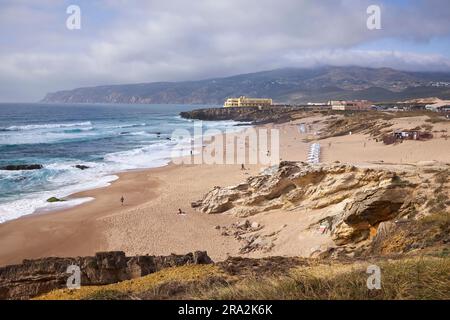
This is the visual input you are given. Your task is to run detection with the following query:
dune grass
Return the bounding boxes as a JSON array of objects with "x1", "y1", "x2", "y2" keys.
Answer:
[
  {"x1": 36, "y1": 264, "x2": 224, "y2": 300},
  {"x1": 36, "y1": 255, "x2": 449, "y2": 300},
  {"x1": 200, "y1": 257, "x2": 450, "y2": 300}
]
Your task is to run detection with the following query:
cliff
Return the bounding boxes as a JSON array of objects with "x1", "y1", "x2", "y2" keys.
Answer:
[
  {"x1": 37, "y1": 255, "x2": 450, "y2": 300},
  {"x1": 179, "y1": 106, "x2": 307, "y2": 124},
  {"x1": 0, "y1": 251, "x2": 212, "y2": 300}
]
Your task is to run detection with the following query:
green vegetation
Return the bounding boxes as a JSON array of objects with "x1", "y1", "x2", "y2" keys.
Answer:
[
  {"x1": 201, "y1": 257, "x2": 449, "y2": 300},
  {"x1": 37, "y1": 256, "x2": 449, "y2": 300}
]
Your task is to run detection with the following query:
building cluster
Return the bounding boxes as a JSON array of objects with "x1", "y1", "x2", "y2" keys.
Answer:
[
  {"x1": 383, "y1": 130, "x2": 433, "y2": 145},
  {"x1": 224, "y1": 96, "x2": 273, "y2": 108},
  {"x1": 424, "y1": 99, "x2": 450, "y2": 113},
  {"x1": 222, "y1": 96, "x2": 449, "y2": 118},
  {"x1": 328, "y1": 100, "x2": 373, "y2": 111},
  {"x1": 429, "y1": 81, "x2": 450, "y2": 87}
]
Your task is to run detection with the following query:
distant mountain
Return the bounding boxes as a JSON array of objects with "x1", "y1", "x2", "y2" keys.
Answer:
[{"x1": 41, "y1": 66, "x2": 450, "y2": 104}]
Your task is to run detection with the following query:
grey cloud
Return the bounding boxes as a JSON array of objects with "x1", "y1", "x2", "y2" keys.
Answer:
[{"x1": 0, "y1": 0, "x2": 449, "y2": 101}]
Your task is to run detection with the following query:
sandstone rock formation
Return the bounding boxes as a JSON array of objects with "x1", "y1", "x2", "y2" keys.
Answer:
[
  {"x1": 194, "y1": 161, "x2": 449, "y2": 253},
  {"x1": 0, "y1": 251, "x2": 212, "y2": 300}
]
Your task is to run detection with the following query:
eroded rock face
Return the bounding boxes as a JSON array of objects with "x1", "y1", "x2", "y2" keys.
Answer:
[
  {"x1": 0, "y1": 251, "x2": 212, "y2": 300},
  {"x1": 332, "y1": 181, "x2": 413, "y2": 245},
  {"x1": 194, "y1": 161, "x2": 447, "y2": 249}
]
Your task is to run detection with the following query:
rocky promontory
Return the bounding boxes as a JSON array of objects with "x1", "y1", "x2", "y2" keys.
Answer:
[
  {"x1": 180, "y1": 106, "x2": 307, "y2": 125},
  {"x1": 0, "y1": 164, "x2": 43, "y2": 171}
]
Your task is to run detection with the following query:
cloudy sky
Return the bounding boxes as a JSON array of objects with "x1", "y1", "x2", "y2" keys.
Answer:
[{"x1": 1, "y1": 0, "x2": 450, "y2": 102}]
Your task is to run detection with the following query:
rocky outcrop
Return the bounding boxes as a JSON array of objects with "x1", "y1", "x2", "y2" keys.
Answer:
[
  {"x1": 0, "y1": 164, "x2": 43, "y2": 170},
  {"x1": 193, "y1": 161, "x2": 448, "y2": 253},
  {"x1": 331, "y1": 182, "x2": 411, "y2": 245},
  {"x1": 180, "y1": 106, "x2": 307, "y2": 125},
  {"x1": 217, "y1": 220, "x2": 273, "y2": 254},
  {"x1": 74, "y1": 165, "x2": 90, "y2": 170},
  {"x1": 0, "y1": 251, "x2": 212, "y2": 300},
  {"x1": 46, "y1": 197, "x2": 66, "y2": 203}
]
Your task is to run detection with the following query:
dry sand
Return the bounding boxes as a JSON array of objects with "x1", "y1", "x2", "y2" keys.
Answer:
[{"x1": 0, "y1": 114, "x2": 449, "y2": 266}]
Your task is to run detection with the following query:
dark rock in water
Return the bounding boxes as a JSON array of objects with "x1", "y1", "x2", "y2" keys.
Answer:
[
  {"x1": 0, "y1": 164, "x2": 43, "y2": 171},
  {"x1": 74, "y1": 165, "x2": 90, "y2": 170},
  {"x1": 0, "y1": 250, "x2": 213, "y2": 300},
  {"x1": 46, "y1": 197, "x2": 66, "y2": 203}
]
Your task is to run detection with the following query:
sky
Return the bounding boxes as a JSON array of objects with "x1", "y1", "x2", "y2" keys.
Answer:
[{"x1": 1, "y1": 0, "x2": 450, "y2": 102}]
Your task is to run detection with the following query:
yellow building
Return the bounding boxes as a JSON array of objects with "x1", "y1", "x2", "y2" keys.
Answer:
[{"x1": 224, "y1": 96, "x2": 273, "y2": 108}]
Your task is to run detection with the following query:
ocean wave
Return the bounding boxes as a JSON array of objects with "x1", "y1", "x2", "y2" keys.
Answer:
[
  {"x1": 120, "y1": 131, "x2": 155, "y2": 136},
  {"x1": 107, "y1": 123, "x2": 148, "y2": 129},
  {"x1": 0, "y1": 172, "x2": 117, "y2": 223},
  {"x1": 103, "y1": 142, "x2": 175, "y2": 169},
  {"x1": 0, "y1": 116, "x2": 249, "y2": 223},
  {"x1": 1, "y1": 121, "x2": 92, "y2": 131},
  {"x1": 62, "y1": 127, "x2": 94, "y2": 133}
]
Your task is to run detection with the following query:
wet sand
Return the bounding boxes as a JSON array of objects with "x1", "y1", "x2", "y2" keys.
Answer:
[{"x1": 0, "y1": 115, "x2": 449, "y2": 266}]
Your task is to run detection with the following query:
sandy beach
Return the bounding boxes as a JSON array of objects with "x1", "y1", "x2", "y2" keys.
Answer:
[{"x1": 1, "y1": 114, "x2": 449, "y2": 266}]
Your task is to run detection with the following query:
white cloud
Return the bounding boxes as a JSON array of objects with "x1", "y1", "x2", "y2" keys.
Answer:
[
  {"x1": 284, "y1": 49, "x2": 450, "y2": 70},
  {"x1": 0, "y1": 0, "x2": 449, "y2": 101}
]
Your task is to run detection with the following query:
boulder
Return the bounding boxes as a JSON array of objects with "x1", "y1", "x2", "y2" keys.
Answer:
[
  {"x1": 1, "y1": 164, "x2": 43, "y2": 171},
  {"x1": 251, "y1": 222, "x2": 260, "y2": 229},
  {"x1": 332, "y1": 185, "x2": 410, "y2": 245},
  {"x1": 199, "y1": 186, "x2": 242, "y2": 214},
  {"x1": 74, "y1": 165, "x2": 90, "y2": 170},
  {"x1": 46, "y1": 197, "x2": 66, "y2": 203}
]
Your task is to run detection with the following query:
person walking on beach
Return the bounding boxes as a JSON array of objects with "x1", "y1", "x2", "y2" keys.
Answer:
[{"x1": 120, "y1": 196, "x2": 124, "y2": 206}]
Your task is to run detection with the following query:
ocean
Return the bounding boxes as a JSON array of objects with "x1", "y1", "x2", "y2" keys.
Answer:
[{"x1": 0, "y1": 103, "x2": 243, "y2": 223}]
